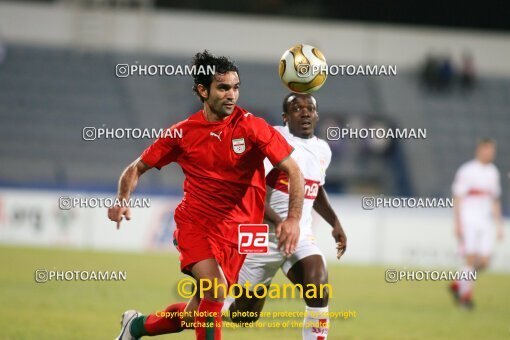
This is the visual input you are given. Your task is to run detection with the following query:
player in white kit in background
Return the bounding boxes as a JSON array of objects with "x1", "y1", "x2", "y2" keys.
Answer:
[
  {"x1": 450, "y1": 138, "x2": 504, "y2": 309},
  {"x1": 224, "y1": 93, "x2": 347, "y2": 340}
]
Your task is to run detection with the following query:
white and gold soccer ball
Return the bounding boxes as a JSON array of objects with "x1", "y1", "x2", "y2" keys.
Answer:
[{"x1": 279, "y1": 44, "x2": 328, "y2": 94}]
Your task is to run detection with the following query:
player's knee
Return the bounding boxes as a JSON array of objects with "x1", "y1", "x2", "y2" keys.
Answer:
[
  {"x1": 303, "y1": 273, "x2": 329, "y2": 307},
  {"x1": 306, "y1": 268, "x2": 328, "y2": 287},
  {"x1": 304, "y1": 290, "x2": 329, "y2": 307}
]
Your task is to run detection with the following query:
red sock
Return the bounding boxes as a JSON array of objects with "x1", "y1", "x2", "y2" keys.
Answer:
[
  {"x1": 195, "y1": 299, "x2": 223, "y2": 340},
  {"x1": 461, "y1": 291, "x2": 472, "y2": 302},
  {"x1": 144, "y1": 302, "x2": 189, "y2": 335}
]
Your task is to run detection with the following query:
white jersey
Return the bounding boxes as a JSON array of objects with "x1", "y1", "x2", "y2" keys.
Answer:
[
  {"x1": 264, "y1": 125, "x2": 332, "y2": 241},
  {"x1": 452, "y1": 159, "x2": 501, "y2": 222}
]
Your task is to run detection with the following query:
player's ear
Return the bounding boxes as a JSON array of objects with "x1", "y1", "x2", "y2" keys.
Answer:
[
  {"x1": 282, "y1": 112, "x2": 287, "y2": 125},
  {"x1": 197, "y1": 84, "x2": 209, "y2": 100}
]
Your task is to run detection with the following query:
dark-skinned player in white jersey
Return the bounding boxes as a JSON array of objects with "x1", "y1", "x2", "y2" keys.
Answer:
[{"x1": 224, "y1": 93, "x2": 347, "y2": 340}]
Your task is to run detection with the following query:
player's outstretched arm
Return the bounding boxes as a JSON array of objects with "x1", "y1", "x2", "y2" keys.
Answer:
[
  {"x1": 275, "y1": 157, "x2": 304, "y2": 256},
  {"x1": 108, "y1": 158, "x2": 151, "y2": 230},
  {"x1": 313, "y1": 186, "x2": 347, "y2": 259}
]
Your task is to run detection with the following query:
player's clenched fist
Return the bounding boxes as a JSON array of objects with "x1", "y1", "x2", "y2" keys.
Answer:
[{"x1": 108, "y1": 205, "x2": 131, "y2": 230}]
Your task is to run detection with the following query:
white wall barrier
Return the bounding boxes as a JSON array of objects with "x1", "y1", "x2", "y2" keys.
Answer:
[
  {"x1": 0, "y1": 189, "x2": 180, "y2": 252},
  {"x1": 313, "y1": 197, "x2": 510, "y2": 272},
  {"x1": 1, "y1": 189, "x2": 509, "y2": 272}
]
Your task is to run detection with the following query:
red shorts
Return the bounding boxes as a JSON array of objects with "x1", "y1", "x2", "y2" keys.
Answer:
[{"x1": 173, "y1": 206, "x2": 246, "y2": 286}]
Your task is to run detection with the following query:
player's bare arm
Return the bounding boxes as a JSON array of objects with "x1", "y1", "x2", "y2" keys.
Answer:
[
  {"x1": 313, "y1": 185, "x2": 347, "y2": 259},
  {"x1": 453, "y1": 195, "x2": 463, "y2": 241},
  {"x1": 108, "y1": 158, "x2": 151, "y2": 229},
  {"x1": 275, "y1": 156, "x2": 304, "y2": 256},
  {"x1": 493, "y1": 198, "x2": 504, "y2": 241}
]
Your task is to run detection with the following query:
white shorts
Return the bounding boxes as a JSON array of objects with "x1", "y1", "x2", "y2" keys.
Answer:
[
  {"x1": 237, "y1": 233, "x2": 326, "y2": 288},
  {"x1": 461, "y1": 218, "x2": 495, "y2": 256}
]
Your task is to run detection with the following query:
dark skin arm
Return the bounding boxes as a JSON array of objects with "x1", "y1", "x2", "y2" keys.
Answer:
[
  {"x1": 107, "y1": 157, "x2": 151, "y2": 229},
  {"x1": 264, "y1": 186, "x2": 283, "y2": 225},
  {"x1": 313, "y1": 185, "x2": 347, "y2": 259}
]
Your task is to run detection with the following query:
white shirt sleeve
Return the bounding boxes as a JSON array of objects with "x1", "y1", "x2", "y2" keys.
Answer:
[
  {"x1": 263, "y1": 157, "x2": 273, "y2": 177},
  {"x1": 320, "y1": 141, "x2": 333, "y2": 186},
  {"x1": 452, "y1": 165, "x2": 469, "y2": 197}
]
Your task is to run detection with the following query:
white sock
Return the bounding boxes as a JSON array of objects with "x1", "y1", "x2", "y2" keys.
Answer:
[{"x1": 303, "y1": 306, "x2": 329, "y2": 340}]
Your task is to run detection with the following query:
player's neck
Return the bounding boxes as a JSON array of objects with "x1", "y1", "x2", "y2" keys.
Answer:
[
  {"x1": 476, "y1": 157, "x2": 491, "y2": 165},
  {"x1": 288, "y1": 126, "x2": 314, "y2": 139},
  {"x1": 203, "y1": 105, "x2": 229, "y2": 122}
]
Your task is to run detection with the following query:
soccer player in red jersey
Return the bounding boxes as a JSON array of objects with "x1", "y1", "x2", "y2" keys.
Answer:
[{"x1": 108, "y1": 51, "x2": 304, "y2": 340}]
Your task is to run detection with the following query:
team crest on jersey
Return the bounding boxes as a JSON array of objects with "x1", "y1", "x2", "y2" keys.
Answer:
[{"x1": 232, "y1": 138, "x2": 246, "y2": 154}]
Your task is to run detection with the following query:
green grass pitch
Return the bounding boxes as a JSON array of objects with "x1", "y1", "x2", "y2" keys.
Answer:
[{"x1": 1, "y1": 245, "x2": 509, "y2": 339}]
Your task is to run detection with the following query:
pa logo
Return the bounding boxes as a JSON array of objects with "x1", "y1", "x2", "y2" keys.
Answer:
[{"x1": 238, "y1": 224, "x2": 269, "y2": 254}]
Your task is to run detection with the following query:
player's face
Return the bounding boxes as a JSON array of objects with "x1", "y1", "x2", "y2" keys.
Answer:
[
  {"x1": 283, "y1": 95, "x2": 318, "y2": 138},
  {"x1": 204, "y1": 71, "x2": 240, "y2": 117},
  {"x1": 477, "y1": 143, "x2": 496, "y2": 163}
]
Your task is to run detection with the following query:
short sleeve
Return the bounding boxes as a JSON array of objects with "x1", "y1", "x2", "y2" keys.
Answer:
[
  {"x1": 251, "y1": 117, "x2": 293, "y2": 166},
  {"x1": 320, "y1": 141, "x2": 332, "y2": 186},
  {"x1": 140, "y1": 126, "x2": 181, "y2": 170},
  {"x1": 263, "y1": 157, "x2": 274, "y2": 177},
  {"x1": 452, "y1": 166, "x2": 468, "y2": 197}
]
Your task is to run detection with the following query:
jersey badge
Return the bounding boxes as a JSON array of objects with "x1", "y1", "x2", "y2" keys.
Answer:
[{"x1": 232, "y1": 138, "x2": 246, "y2": 154}]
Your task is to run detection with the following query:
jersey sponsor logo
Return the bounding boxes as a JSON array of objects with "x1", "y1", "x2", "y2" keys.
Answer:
[
  {"x1": 466, "y1": 188, "x2": 492, "y2": 196},
  {"x1": 210, "y1": 131, "x2": 223, "y2": 141},
  {"x1": 304, "y1": 181, "x2": 320, "y2": 199},
  {"x1": 238, "y1": 224, "x2": 269, "y2": 254},
  {"x1": 232, "y1": 137, "x2": 246, "y2": 154},
  {"x1": 266, "y1": 168, "x2": 320, "y2": 199}
]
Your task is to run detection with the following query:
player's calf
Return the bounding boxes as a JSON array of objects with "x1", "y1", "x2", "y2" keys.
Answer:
[
  {"x1": 287, "y1": 255, "x2": 330, "y2": 340},
  {"x1": 191, "y1": 259, "x2": 229, "y2": 340}
]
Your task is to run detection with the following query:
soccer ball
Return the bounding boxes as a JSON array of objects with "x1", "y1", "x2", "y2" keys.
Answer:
[{"x1": 279, "y1": 44, "x2": 328, "y2": 94}]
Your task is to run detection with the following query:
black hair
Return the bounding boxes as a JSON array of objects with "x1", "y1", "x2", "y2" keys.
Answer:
[
  {"x1": 282, "y1": 92, "x2": 317, "y2": 113},
  {"x1": 191, "y1": 50, "x2": 240, "y2": 102}
]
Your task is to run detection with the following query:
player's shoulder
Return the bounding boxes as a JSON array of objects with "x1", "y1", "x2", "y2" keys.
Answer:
[
  {"x1": 307, "y1": 135, "x2": 332, "y2": 160},
  {"x1": 488, "y1": 162, "x2": 500, "y2": 176},
  {"x1": 235, "y1": 106, "x2": 265, "y2": 123},
  {"x1": 315, "y1": 136, "x2": 331, "y2": 153},
  {"x1": 171, "y1": 110, "x2": 202, "y2": 128},
  {"x1": 234, "y1": 106, "x2": 273, "y2": 134},
  {"x1": 273, "y1": 125, "x2": 286, "y2": 134},
  {"x1": 458, "y1": 159, "x2": 477, "y2": 172}
]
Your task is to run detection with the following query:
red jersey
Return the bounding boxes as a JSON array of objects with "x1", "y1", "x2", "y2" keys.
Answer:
[{"x1": 141, "y1": 106, "x2": 293, "y2": 244}]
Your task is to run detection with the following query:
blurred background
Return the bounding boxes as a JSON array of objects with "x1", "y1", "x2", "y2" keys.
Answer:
[{"x1": 0, "y1": 1, "x2": 509, "y2": 339}]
